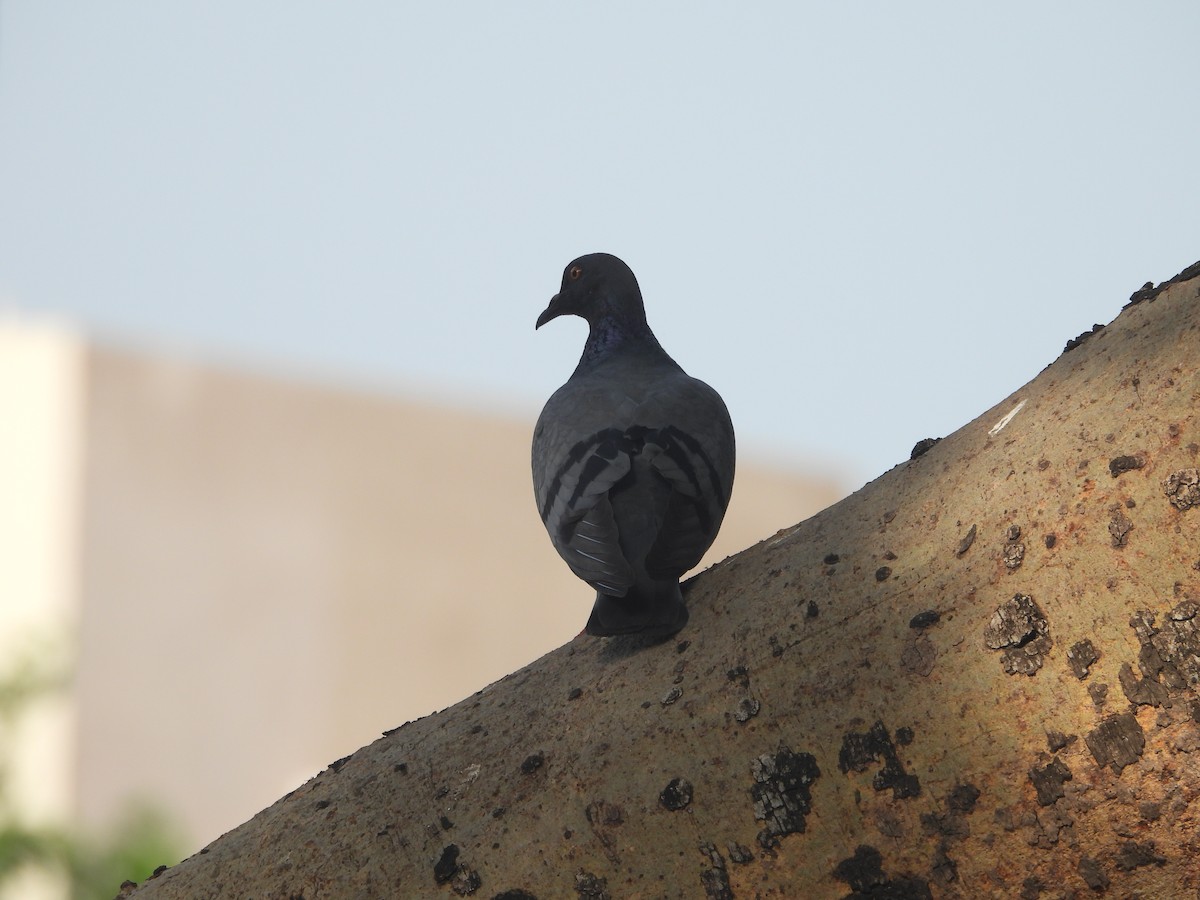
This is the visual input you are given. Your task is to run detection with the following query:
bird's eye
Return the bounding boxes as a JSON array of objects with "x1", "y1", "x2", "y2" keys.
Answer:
[{"x1": 569, "y1": 265, "x2": 583, "y2": 281}]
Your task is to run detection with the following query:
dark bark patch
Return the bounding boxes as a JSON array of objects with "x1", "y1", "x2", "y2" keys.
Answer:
[
  {"x1": 1063, "y1": 324, "x2": 1104, "y2": 353},
  {"x1": 1077, "y1": 856, "x2": 1109, "y2": 890},
  {"x1": 1113, "y1": 840, "x2": 1167, "y2": 871},
  {"x1": 1109, "y1": 455, "x2": 1145, "y2": 478},
  {"x1": 659, "y1": 777, "x2": 693, "y2": 811},
  {"x1": 1030, "y1": 802, "x2": 1075, "y2": 847},
  {"x1": 574, "y1": 871, "x2": 609, "y2": 899},
  {"x1": 1125, "y1": 259, "x2": 1200, "y2": 307},
  {"x1": 832, "y1": 845, "x2": 933, "y2": 899},
  {"x1": 838, "y1": 720, "x2": 921, "y2": 800},
  {"x1": 434, "y1": 844, "x2": 460, "y2": 884},
  {"x1": 1118, "y1": 661, "x2": 1171, "y2": 708},
  {"x1": 750, "y1": 744, "x2": 821, "y2": 840},
  {"x1": 699, "y1": 867, "x2": 732, "y2": 899},
  {"x1": 921, "y1": 781, "x2": 980, "y2": 841},
  {"x1": 1085, "y1": 712, "x2": 1146, "y2": 773},
  {"x1": 1046, "y1": 730, "x2": 1074, "y2": 752},
  {"x1": 983, "y1": 594, "x2": 1047, "y2": 648},
  {"x1": 1108, "y1": 510, "x2": 1133, "y2": 547},
  {"x1": 1127, "y1": 281, "x2": 1157, "y2": 306},
  {"x1": 910, "y1": 437, "x2": 940, "y2": 459},
  {"x1": 955, "y1": 524, "x2": 977, "y2": 557},
  {"x1": 832, "y1": 845, "x2": 884, "y2": 892},
  {"x1": 930, "y1": 841, "x2": 958, "y2": 887},
  {"x1": 1004, "y1": 541, "x2": 1026, "y2": 570},
  {"x1": 948, "y1": 782, "x2": 981, "y2": 813},
  {"x1": 698, "y1": 843, "x2": 733, "y2": 900},
  {"x1": 983, "y1": 594, "x2": 1052, "y2": 676},
  {"x1": 520, "y1": 753, "x2": 545, "y2": 775},
  {"x1": 1020, "y1": 876, "x2": 1044, "y2": 899},
  {"x1": 734, "y1": 697, "x2": 761, "y2": 722},
  {"x1": 993, "y1": 806, "x2": 1019, "y2": 832},
  {"x1": 1029, "y1": 757, "x2": 1073, "y2": 806},
  {"x1": 327, "y1": 754, "x2": 351, "y2": 774},
  {"x1": 493, "y1": 892, "x2": 538, "y2": 900},
  {"x1": 1066, "y1": 640, "x2": 1099, "y2": 679},
  {"x1": 452, "y1": 868, "x2": 481, "y2": 895},
  {"x1": 920, "y1": 811, "x2": 967, "y2": 840},
  {"x1": 1129, "y1": 603, "x2": 1200, "y2": 695},
  {"x1": 1170, "y1": 600, "x2": 1199, "y2": 621},
  {"x1": 727, "y1": 842, "x2": 754, "y2": 864},
  {"x1": 909, "y1": 610, "x2": 940, "y2": 630},
  {"x1": 1164, "y1": 468, "x2": 1200, "y2": 510}
]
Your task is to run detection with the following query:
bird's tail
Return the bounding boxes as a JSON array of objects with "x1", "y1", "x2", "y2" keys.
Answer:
[{"x1": 585, "y1": 583, "x2": 688, "y2": 638}]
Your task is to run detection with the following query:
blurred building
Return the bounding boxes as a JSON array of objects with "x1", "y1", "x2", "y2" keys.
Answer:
[{"x1": 0, "y1": 316, "x2": 843, "y2": 854}]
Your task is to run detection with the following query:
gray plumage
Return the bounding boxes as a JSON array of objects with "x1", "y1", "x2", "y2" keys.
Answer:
[{"x1": 532, "y1": 253, "x2": 735, "y2": 637}]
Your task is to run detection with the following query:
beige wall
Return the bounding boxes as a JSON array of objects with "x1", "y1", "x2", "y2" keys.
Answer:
[{"x1": 2, "y1": 319, "x2": 843, "y2": 852}]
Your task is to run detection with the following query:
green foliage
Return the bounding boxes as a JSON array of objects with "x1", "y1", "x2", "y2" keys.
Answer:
[{"x1": 0, "y1": 636, "x2": 184, "y2": 899}]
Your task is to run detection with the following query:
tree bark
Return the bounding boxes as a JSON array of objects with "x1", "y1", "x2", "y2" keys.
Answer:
[{"x1": 128, "y1": 264, "x2": 1200, "y2": 899}]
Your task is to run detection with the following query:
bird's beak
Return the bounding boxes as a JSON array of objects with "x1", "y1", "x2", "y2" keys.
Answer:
[{"x1": 535, "y1": 293, "x2": 563, "y2": 330}]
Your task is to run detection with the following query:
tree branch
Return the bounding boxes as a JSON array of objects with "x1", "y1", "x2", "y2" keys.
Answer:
[{"x1": 129, "y1": 263, "x2": 1200, "y2": 899}]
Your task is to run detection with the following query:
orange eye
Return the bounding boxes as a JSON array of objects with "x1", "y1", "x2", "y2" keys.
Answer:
[{"x1": 569, "y1": 265, "x2": 583, "y2": 280}]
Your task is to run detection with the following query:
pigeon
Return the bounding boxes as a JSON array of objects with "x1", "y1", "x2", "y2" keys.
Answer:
[{"x1": 532, "y1": 253, "x2": 736, "y2": 637}]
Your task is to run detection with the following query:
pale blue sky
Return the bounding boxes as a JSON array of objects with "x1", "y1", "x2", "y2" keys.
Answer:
[{"x1": 2, "y1": 3, "x2": 1197, "y2": 487}]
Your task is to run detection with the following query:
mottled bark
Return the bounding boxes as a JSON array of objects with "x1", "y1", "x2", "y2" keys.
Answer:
[{"x1": 129, "y1": 264, "x2": 1200, "y2": 899}]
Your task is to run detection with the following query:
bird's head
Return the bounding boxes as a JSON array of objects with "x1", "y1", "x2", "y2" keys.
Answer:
[{"x1": 536, "y1": 253, "x2": 646, "y2": 331}]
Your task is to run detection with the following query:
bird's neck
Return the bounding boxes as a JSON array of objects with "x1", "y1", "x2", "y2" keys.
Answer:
[{"x1": 575, "y1": 314, "x2": 665, "y2": 373}]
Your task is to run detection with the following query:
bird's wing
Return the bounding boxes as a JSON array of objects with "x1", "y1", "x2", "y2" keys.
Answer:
[
  {"x1": 643, "y1": 407, "x2": 735, "y2": 578},
  {"x1": 534, "y1": 427, "x2": 638, "y2": 595}
]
